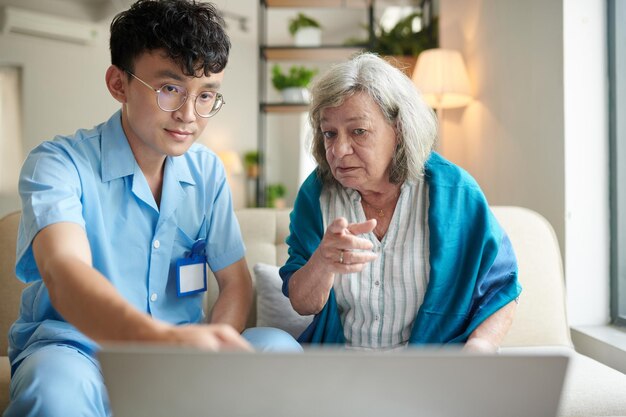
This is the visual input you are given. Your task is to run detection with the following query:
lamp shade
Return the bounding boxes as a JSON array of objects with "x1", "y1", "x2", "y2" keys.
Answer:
[
  {"x1": 412, "y1": 48, "x2": 472, "y2": 109},
  {"x1": 217, "y1": 150, "x2": 243, "y2": 176}
]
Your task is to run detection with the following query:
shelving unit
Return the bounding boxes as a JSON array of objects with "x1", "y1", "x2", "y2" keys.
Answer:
[
  {"x1": 262, "y1": 46, "x2": 364, "y2": 61},
  {"x1": 255, "y1": 0, "x2": 374, "y2": 207}
]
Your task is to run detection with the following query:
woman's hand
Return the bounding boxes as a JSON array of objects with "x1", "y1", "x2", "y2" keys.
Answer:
[
  {"x1": 462, "y1": 337, "x2": 499, "y2": 353},
  {"x1": 287, "y1": 217, "x2": 378, "y2": 315},
  {"x1": 313, "y1": 217, "x2": 379, "y2": 275}
]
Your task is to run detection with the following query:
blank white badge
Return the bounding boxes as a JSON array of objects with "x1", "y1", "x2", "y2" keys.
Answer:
[{"x1": 176, "y1": 259, "x2": 207, "y2": 296}]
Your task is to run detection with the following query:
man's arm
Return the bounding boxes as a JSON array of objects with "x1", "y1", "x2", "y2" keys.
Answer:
[
  {"x1": 210, "y1": 258, "x2": 253, "y2": 332},
  {"x1": 33, "y1": 222, "x2": 251, "y2": 351},
  {"x1": 464, "y1": 300, "x2": 517, "y2": 353}
]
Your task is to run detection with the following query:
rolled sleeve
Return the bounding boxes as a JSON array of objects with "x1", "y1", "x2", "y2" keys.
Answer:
[{"x1": 17, "y1": 142, "x2": 84, "y2": 282}]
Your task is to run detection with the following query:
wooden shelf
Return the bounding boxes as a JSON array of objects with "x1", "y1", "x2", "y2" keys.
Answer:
[
  {"x1": 262, "y1": 46, "x2": 365, "y2": 61},
  {"x1": 263, "y1": 0, "x2": 372, "y2": 8},
  {"x1": 261, "y1": 103, "x2": 309, "y2": 113},
  {"x1": 257, "y1": 0, "x2": 373, "y2": 207}
]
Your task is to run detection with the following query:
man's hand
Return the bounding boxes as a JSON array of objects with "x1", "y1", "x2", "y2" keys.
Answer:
[{"x1": 163, "y1": 323, "x2": 253, "y2": 352}]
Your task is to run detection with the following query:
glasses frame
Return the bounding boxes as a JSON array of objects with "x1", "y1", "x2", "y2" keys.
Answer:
[{"x1": 125, "y1": 70, "x2": 225, "y2": 118}]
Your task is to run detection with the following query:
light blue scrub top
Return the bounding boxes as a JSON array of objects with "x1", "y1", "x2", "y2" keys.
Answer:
[{"x1": 8, "y1": 110, "x2": 245, "y2": 368}]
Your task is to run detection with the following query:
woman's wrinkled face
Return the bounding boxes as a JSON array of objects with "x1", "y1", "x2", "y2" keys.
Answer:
[{"x1": 321, "y1": 92, "x2": 397, "y2": 193}]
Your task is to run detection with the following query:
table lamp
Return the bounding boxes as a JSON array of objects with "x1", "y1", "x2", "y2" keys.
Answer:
[
  {"x1": 411, "y1": 48, "x2": 472, "y2": 116},
  {"x1": 217, "y1": 150, "x2": 243, "y2": 177}
]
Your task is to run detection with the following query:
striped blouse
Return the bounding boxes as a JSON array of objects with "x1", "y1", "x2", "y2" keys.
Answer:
[{"x1": 320, "y1": 180, "x2": 430, "y2": 350}]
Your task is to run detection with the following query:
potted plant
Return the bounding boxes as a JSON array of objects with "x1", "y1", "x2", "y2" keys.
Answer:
[
  {"x1": 288, "y1": 13, "x2": 322, "y2": 47},
  {"x1": 271, "y1": 64, "x2": 317, "y2": 103},
  {"x1": 243, "y1": 150, "x2": 259, "y2": 178},
  {"x1": 345, "y1": 12, "x2": 438, "y2": 76},
  {"x1": 377, "y1": 13, "x2": 438, "y2": 75},
  {"x1": 266, "y1": 183, "x2": 287, "y2": 209}
]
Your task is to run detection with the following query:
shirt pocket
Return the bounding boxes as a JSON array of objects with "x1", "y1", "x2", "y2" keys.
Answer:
[{"x1": 173, "y1": 215, "x2": 207, "y2": 258}]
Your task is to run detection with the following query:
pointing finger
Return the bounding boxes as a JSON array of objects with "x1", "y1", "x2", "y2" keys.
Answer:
[
  {"x1": 327, "y1": 217, "x2": 349, "y2": 234},
  {"x1": 347, "y1": 219, "x2": 377, "y2": 235}
]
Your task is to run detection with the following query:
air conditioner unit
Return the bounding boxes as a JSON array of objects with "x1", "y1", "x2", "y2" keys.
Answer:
[{"x1": 0, "y1": 6, "x2": 100, "y2": 45}]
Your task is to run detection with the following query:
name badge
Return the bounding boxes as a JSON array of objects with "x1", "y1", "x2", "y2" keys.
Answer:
[{"x1": 176, "y1": 239, "x2": 208, "y2": 296}]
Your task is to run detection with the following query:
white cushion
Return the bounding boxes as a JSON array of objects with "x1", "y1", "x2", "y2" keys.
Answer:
[{"x1": 254, "y1": 263, "x2": 313, "y2": 339}]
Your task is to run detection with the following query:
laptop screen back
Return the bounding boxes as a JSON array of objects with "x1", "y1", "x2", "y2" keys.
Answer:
[{"x1": 99, "y1": 345, "x2": 569, "y2": 417}]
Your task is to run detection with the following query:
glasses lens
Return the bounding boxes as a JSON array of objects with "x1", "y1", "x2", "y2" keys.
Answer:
[
  {"x1": 157, "y1": 84, "x2": 186, "y2": 111},
  {"x1": 195, "y1": 93, "x2": 225, "y2": 118}
]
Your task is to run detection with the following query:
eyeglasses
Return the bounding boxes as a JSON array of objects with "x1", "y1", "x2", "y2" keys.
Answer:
[{"x1": 125, "y1": 70, "x2": 225, "y2": 118}]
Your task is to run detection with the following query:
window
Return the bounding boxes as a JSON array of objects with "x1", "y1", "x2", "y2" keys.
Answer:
[
  {"x1": 0, "y1": 66, "x2": 23, "y2": 194},
  {"x1": 609, "y1": 0, "x2": 626, "y2": 325}
]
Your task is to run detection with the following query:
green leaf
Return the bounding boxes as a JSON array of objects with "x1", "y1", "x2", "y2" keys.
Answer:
[
  {"x1": 288, "y1": 13, "x2": 322, "y2": 37},
  {"x1": 271, "y1": 64, "x2": 318, "y2": 90}
]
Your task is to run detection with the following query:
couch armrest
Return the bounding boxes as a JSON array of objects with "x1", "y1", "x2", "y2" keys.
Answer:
[{"x1": 492, "y1": 207, "x2": 572, "y2": 347}]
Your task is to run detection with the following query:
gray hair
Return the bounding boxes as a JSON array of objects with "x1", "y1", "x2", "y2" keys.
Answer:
[{"x1": 309, "y1": 52, "x2": 438, "y2": 185}]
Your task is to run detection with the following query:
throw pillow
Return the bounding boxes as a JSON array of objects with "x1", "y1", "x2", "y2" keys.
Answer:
[{"x1": 254, "y1": 263, "x2": 313, "y2": 339}]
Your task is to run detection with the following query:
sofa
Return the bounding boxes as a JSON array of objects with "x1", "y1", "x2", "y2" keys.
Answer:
[{"x1": 1, "y1": 207, "x2": 626, "y2": 415}]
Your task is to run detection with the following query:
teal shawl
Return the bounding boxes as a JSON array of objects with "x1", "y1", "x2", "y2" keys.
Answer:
[{"x1": 279, "y1": 153, "x2": 521, "y2": 345}]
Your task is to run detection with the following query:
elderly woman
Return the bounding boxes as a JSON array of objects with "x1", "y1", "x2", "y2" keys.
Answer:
[{"x1": 279, "y1": 53, "x2": 521, "y2": 352}]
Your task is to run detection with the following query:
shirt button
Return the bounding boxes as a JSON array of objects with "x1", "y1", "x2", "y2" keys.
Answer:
[
  {"x1": 150, "y1": 293, "x2": 158, "y2": 302},
  {"x1": 375, "y1": 315, "x2": 380, "y2": 321},
  {"x1": 153, "y1": 240, "x2": 160, "y2": 249},
  {"x1": 375, "y1": 281, "x2": 380, "y2": 286}
]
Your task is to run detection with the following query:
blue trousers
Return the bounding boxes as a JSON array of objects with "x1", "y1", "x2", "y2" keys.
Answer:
[{"x1": 4, "y1": 327, "x2": 301, "y2": 417}]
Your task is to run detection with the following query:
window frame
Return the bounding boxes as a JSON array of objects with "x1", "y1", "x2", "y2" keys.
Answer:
[{"x1": 609, "y1": 0, "x2": 626, "y2": 325}]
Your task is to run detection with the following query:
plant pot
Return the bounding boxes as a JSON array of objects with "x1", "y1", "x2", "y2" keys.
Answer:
[
  {"x1": 384, "y1": 55, "x2": 418, "y2": 77},
  {"x1": 294, "y1": 27, "x2": 321, "y2": 47},
  {"x1": 281, "y1": 87, "x2": 310, "y2": 103},
  {"x1": 246, "y1": 164, "x2": 259, "y2": 178},
  {"x1": 274, "y1": 198, "x2": 287, "y2": 209}
]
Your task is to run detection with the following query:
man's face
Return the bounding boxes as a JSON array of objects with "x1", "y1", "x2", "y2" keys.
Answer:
[{"x1": 119, "y1": 50, "x2": 224, "y2": 166}]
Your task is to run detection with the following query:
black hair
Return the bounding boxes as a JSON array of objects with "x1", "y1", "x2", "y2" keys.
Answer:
[{"x1": 110, "y1": 0, "x2": 230, "y2": 76}]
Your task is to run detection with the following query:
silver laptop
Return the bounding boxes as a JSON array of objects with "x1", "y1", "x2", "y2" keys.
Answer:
[{"x1": 98, "y1": 344, "x2": 569, "y2": 417}]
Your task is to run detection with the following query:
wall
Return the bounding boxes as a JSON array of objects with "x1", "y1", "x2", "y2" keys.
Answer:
[
  {"x1": 0, "y1": 23, "x2": 116, "y2": 216},
  {"x1": 439, "y1": 0, "x2": 565, "y2": 251},
  {"x1": 439, "y1": 0, "x2": 609, "y2": 326},
  {"x1": 563, "y1": 0, "x2": 609, "y2": 325},
  {"x1": 0, "y1": 33, "x2": 114, "y2": 151}
]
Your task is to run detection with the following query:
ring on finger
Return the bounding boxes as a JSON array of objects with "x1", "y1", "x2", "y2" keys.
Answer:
[{"x1": 339, "y1": 250, "x2": 344, "y2": 264}]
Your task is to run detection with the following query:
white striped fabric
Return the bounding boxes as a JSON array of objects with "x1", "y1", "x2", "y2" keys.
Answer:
[{"x1": 320, "y1": 180, "x2": 430, "y2": 350}]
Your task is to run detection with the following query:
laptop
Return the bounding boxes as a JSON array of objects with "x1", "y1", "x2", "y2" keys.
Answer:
[{"x1": 98, "y1": 344, "x2": 570, "y2": 417}]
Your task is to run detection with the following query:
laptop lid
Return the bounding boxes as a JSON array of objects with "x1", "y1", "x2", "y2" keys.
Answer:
[{"x1": 98, "y1": 345, "x2": 569, "y2": 417}]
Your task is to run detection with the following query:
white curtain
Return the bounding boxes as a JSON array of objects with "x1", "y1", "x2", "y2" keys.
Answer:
[{"x1": 0, "y1": 67, "x2": 23, "y2": 193}]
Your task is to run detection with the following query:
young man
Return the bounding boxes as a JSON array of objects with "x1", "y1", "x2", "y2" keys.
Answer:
[{"x1": 5, "y1": 1, "x2": 299, "y2": 416}]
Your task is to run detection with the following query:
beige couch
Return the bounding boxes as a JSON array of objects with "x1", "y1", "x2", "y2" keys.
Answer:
[{"x1": 2, "y1": 207, "x2": 626, "y2": 415}]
